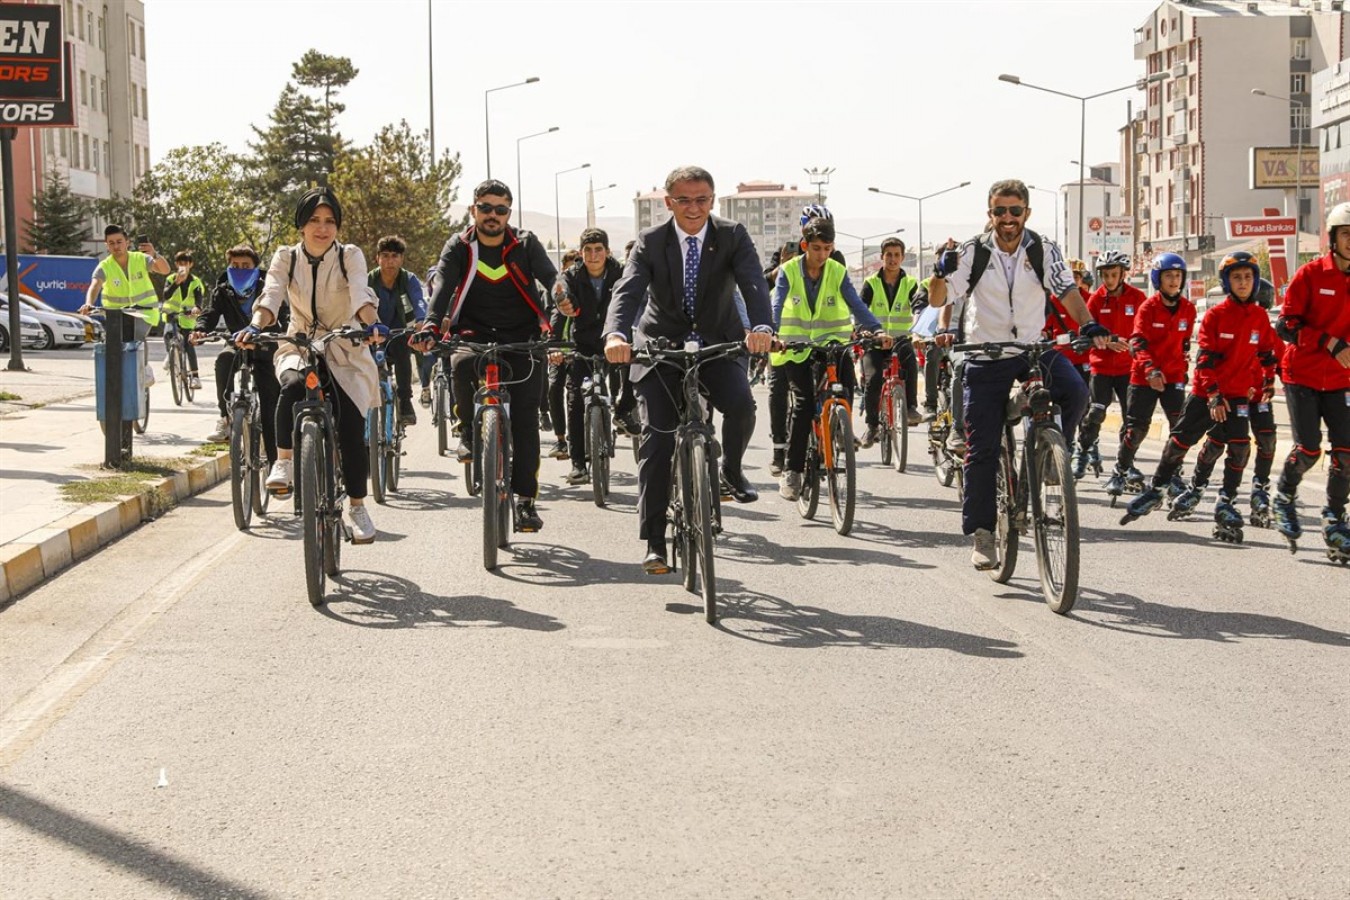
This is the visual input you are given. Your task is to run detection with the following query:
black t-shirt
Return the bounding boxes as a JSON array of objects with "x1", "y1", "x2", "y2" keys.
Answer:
[{"x1": 457, "y1": 243, "x2": 540, "y2": 342}]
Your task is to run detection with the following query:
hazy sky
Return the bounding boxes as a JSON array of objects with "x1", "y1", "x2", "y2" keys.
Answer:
[{"x1": 146, "y1": 0, "x2": 1159, "y2": 248}]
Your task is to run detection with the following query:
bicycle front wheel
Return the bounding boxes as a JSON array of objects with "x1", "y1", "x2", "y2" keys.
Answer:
[
  {"x1": 367, "y1": 407, "x2": 386, "y2": 504},
  {"x1": 387, "y1": 423, "x2": 401, "y2": 494},
  {"x1": 690, "y1": 439, "x2": 718, "y2": 623},
  {"x1": 797, "y1": 444, "x2": 820, "y2": 520},
  {"x1": 168, "y1": 343, "x2": 183, "y2": 407},
  {"x1": 229, "y1": 407, "x2": 252, "y2": 531},
  {"x1": 435, "y1": 378, "x2": 449, "y2": 457},
  {"x1": 825, "y1": 404, "x2": 856, "y2": 535},
  {"x1": 250, "y1": 406, "x2": 269, "y2": 515},
  {"x1": 589, "y1": 405, "x2": 610, "y2": 507},
  {"x1": 879, "y1": 386, "x2": 894, "y2": 468},
  {"x1": 481, "y1": 407, "x2": 504, "y2": 569},
  {"x1": 988, "y1": 429, "x2": 1019, "y2": 584},
  {"x1": 182, "y1": 346, "x2": 196, "y2": 402},
  {"x1": 893, "y1": 389, "x2": 909, "y2": 473},
  {"x1": 1033, "y1": 428, "x2": 1080, "y2": 614},
  {"x1": 299, "y1": 420, "x2": 326, "y2": 606}
]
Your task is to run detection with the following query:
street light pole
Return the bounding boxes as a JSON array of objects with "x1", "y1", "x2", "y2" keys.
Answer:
[
  {"x1": 484, "y1": 77, "x2": 539, "y2": 178},
  {"x1": 515, "y1": 126, "x2": 559, "y2": 230},
  {"x1": 998, "y1": 73, "x2": 1166, "y2": 262},
  {"x1": 427, "y1": 0, "x2": 435, "y2": 163},
  {"x1": 867, "y1": 181, "x2": 970, "y2": 275},
  {"x1": 804, "y1": 166, "x2": 836, "y2": 204},
  {"x1": 1027, "y1": 184, "x2": 1060, "y2": 245},
  {"x1": 554, "y1": 163, "x2": 591, "y2": 264},
  {"x1": 587, "y1": 182, "x2": 618, "y2": 228},
  {"x1": 1251, "y1": 88, "x2": 1308, "y2": 236}
]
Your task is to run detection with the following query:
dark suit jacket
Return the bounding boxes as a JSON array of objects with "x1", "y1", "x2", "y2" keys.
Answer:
[{"x1": 603, "y1": 215, "x2": 773, "y2": 381}]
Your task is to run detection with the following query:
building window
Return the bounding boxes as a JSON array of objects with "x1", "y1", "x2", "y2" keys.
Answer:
[
  {"x1": 65, "y1": 0, "x2": 74, "y2": 35},
  {"x1": 1292, "y1": 106, "x2": 1310, "y2": 130},
  {"x1": 1293, "y1": 39, "x2": 1308, "y2": 60},
  {"x1": 76, "y1": 3, "x2": 84, "y2": 41},
  {"x1": 58, "y1": 130, "x2": 67, "y2": 159},
  {"x1": 143, "y1": 146, "x2": 151, "y2": 174},
  {"x1": 1291, "y1": 74, "x2": 1307, "y2": 94},
  {"x1": 141, "y1": 86, "x2": 148, "y2": 118},
  {"x1": 97, "y1": 16, "x2": 104, "y2": 49},
  {"x1": 86, "y1": 10, "x2": 93, "y2": 41},
  {"x1": 128, "y1": 19, "x2": 136, "y2": 57},
  {"x1": 138, "y1": 23, "x2": 146, "y2": 60},
  {"x1": 100, "y1": 78, "x2": 107, "y2": 113},
  {"x1": 104, "y1": 141, "x2": 110, "y2": 174},
  {"x1": 78, "y1": 69, "x2": 86, "y2": 106},
  {"x1": 92, "y1": 139, "x2": 99, "y2": 173},
  {"x1": 132, "y1": 143, "x2": 140, "y2": 177},
  {"x1": 81, "y1": 133, "x2": 90, "y2": 170},
  {"x1": 1189, "y1": 40, "x2": 1195, "y2": 62}
]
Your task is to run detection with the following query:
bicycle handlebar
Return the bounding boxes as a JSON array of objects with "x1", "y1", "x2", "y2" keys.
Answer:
[
  {"x1": 954, "y1": 335, "x2": 1093, "y2": 357},
  {"x1": 631, "y1": 340, "x2": 747, "y2": 364},
  {"x1": 427, "y1": 337, "x2": 573, "y2": 358}
]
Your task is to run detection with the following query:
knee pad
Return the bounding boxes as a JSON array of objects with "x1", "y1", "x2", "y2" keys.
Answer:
[
  {"x1": 1330, "y1": 447, "x2": 1350, "y2": 479},
  {"x1": 1196, "y1": 435, "x2": 1224, "y2": 468},
  {"x1": 1121, "y1": 423, "x2": 1145, "y2": 451},
  {"x1": 1285, "y1": 444, "x2": 1322, "y2": 476},
  {"x1": 1225, "y1": 439, "x2": 1251, "y2": 471},
  {"x1": 1253, "y1": 428, "x2": 1277, "y2": 460},
  {"x1": 1160, "y1": 436, "x2": 1191, "y2": 469},
  {"x1": 1085, "y1": 403, "x2": 1108, "y2": 428}
]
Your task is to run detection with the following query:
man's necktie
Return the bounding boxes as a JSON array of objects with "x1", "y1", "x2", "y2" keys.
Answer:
[{"x1": 684, "y1": 236, "x2": 700, "y2": 343}]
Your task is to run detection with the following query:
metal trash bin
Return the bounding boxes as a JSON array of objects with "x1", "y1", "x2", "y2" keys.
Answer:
[{"x1": 94, "y1": 340, "x2": 146, "y2": 422}]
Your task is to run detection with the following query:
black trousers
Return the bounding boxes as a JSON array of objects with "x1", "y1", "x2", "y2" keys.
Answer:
[
  {"x1": 1279, "y1": 383, "x2": 1350, "y2": 514},
  {"x1": 277, "y1": 361, "x2": 368, "y2": 500},
  {"x1": 215, "y1": 348, "x2": 282, "y2": 463},
  {"x1": 634, "y1": 356, "x2": 755, "y2": 540},
  {"x1": 783, "y1": 355, "x2": 857, "y2": 471},
  {"x1": 861, "y1": 343, "x2": 917, "y2": 427},
  {"x1": 1150, "y1": 394, "x2": 1252, "y2": 496},
  {"x1": 565, "y1": 355, "x2": 597, "y2": 465},
  {"x1": 768, "y1": 362, "x2": 789, "y2": 450},
  {"x1": 548, "y1": 361, "x2": 567, "y2": 438},
  {"x1": 383, "y1": 337, "x2": 414, "y2": 404},
  {"x1": 1078, "y1": 372, "x2": 1130, "y2": 453},
  {"x1": 1116, "y1": 381, "x2": 1186, "y2": 471},
  {"x1": 451, "y1": 348, "x2": 544, "y2": 499},
  {"x1": 922, "y1": 342, "x2": 948, "y2": 410}
]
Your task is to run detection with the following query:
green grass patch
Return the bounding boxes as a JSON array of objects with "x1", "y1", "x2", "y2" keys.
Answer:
[
  {"x1": 192, "y1": 442, "x2": 229, "y2": 456},
  {"x1": 0, "y1": 391, "x2": 21, "y2": 401},
  {"x1": 60, "y1": 456, "x2": 189, "y2": 508}
]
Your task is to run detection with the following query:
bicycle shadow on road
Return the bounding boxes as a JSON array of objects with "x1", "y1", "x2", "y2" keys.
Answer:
[
  {"x1": 716, "y1": 528, "x2": 937, "y2": 570},
  {"x1": 669, "y1": 584, "x2": 1023, "y2": 657},
  {"x1": 320, "y1": 569, "x2": 565, "y2": 632},
  {"x1": 995, "y1": 585, "x2": 1350, "y2": 647},
  {"x1": 376, "y1": 486, "x2": 471, "y2": 512},
  {"x1": 494, "y1": 542, "x2": 651, "y2": 587}
]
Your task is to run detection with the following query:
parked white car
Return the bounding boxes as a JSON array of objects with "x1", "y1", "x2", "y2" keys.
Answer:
[
  {"x1": 0, "y1": 308, "x2": 44, "y2": 351},
  {"x1": 0, "y1": 291, "x2": 101, "y2": 349}
]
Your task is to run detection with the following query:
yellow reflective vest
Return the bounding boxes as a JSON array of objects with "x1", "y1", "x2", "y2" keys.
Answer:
[
  {"x1": 162, "y1": 274, "x2": 204, "y2": 330},
  {"x1": 771, "y1": 256, "x2": 853, "y2": 365},
  {"x1": 97, "y1": 252, "x2": 161, "y2": 327},
  {"x1": 864, "y1": 272, "x2": 916, "y2": 338}
]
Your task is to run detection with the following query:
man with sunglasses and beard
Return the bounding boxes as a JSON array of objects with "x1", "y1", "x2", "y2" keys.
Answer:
[
  {"x1": 414, "y1": 179, "x2": 558, "y2": 532},
  {"x1": 928, "y1": 179, "x2": 1108, "y2": 571}
]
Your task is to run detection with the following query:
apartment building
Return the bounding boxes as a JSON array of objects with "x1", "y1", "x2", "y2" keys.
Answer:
[
  {"x1": 717, "y1": 181, "x2": 816, "y2": 268},
  {"x1": 1131, "y1": 0, "x2": 1349, "y2": 271}
]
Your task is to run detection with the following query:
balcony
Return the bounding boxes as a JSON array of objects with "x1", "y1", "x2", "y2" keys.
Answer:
[
  {"x1": 1172, "y1": 95, "x2": 1188, "y2": 112},
  {"x1": 1170, "y1": 61, "x2": 1188, "y2": 78},
  {"x1": 1135, "y1": 140, "x2": 1149, "y2": 155}
]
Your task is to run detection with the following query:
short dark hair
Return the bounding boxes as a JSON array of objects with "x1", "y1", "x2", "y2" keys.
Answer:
[
  {"x1": 104, "y1": 224, "x2": 126, "y2": 238},
  {"x1": 664, "y1": 165, "x2": 715, "y2": 194},
  {"x1": 802, "y1": 218, "x2": 835, "y2": 245},
  {"x1": 227, "y1": 244, "x2": 260, "y2": 266},
  {"x1": 578, "y1": 228, "x2": 609, "y2": 249},
  {"x1": 376, "y1": 235, "x2": 407, "y2": 255},
  {"x1": 987, "y1": 179, "x2": 1029, "y2": 205},
  {"x1": 174, "y1": 250, "x2": 194, "y2": 264},
  {"x1": 880, "y1": 237, "x2": 906, "y2": 255},
  {"x1": 473, "y1": 179, "x2": 513, "y2": 203},
  {"x1": 562, "y1": 249, "x2": 581, "y2": 268}
]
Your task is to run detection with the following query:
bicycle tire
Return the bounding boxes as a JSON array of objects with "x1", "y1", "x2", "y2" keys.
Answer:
[
  {"x1": 249, "y1": 406, "x2": 269, "y2": 515},
  {"x1": 1033, "y1": 428, "x2": 1080, "y2": 614},
  {"x1": 168, "y1": 342, "x2": 183, "y2": 407},
  {"x1": 894, "y1": 389, "x2": 909, "y2": 473},
  {"x1": 677, "y1": 442, "x2": 697, "y2": 594},
  {"x1": 299, "y1": 420, "x2": 326, "y2": 606},
  {"x1": 181, "y1": 344, "x2": 196, "y2": 402},
  {"x1": 498, "y1": 414, "x2": 512, "y2": 550},
  {"x1": 826, "y1": 404, "x2": 856, "y2": 535},
  {"x1": 691, "y1": 439, "x2": 718, "y2": 623},
  {"x1": 988, "y1": 429, "x2": 1019, "y2": 584},
  {"x1": 879, "y1": 385, "x2": 894, "y2": 467},
  {"x1": 589, "y1": 405, "x2": 610, "y2": 507},
  {"x1": 229, "y1": 406, "x2": 252, "y2": 531},
  {"x1": 324, "y1": 433, "x2": 342, "y2": 578},
  {"x1": 797, "y1": 442, "x2": 820, "y2": 520},
  {"x1": 367, "y1": 407, "x2": 386, "y2": 504},
  {"x1": 387, "y1": 422, "x2": 401, "y2": 494},
  {"x1": 133, "y1": 387, "x2": 149, "y2": 435},
  {"x1": 482, "y1": 407, "x2": 503, "y2": 569},
  {"x1": 435, "y1": 378, "x2": 449, "y2": 457}
]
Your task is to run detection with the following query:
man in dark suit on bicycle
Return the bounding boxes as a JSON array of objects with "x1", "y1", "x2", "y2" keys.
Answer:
[{"x1": 603, "y1": 165, "x2": 775, "y2": 573}]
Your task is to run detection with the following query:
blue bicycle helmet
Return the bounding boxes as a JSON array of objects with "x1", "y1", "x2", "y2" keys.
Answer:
[
  {"x1": 1149, "y1": 252, "x2": 1187, "y2": 290},
  {"x1": 800, "y1": 204, "x2": 833, "y2": 228}
]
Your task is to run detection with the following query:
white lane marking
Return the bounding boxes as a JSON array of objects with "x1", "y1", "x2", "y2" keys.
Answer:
[{"x1": 0, "y1": 530, "x2": 246, "y2": 770}]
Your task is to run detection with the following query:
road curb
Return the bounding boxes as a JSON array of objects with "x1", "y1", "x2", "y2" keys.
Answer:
[{"x1": 0, "y1": 450, "x2": 229, "y2": 605}]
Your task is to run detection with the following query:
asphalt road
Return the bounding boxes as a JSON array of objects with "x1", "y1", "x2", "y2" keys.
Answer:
[{"x1": 2, "y1": 396, "x2": 1347, "y2": 898}]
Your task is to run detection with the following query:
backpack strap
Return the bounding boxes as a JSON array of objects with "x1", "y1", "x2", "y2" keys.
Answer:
[
  {"x1": 288, "y1": 243, "x2": 349, "y2": 284},
  {"x1": 965, "y1": 230, "x2": 1046, "y2": 297}
]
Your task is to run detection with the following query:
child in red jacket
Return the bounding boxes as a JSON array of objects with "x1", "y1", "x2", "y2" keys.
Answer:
[
  {"x1": 1271, "y1": 202, "x2": 1350, "y2": 561},
  {"x1": 1074, "y1": 251, "x2": 1144, "y2": 480},
  {"x1": 1121, "y1": 252, "x2": 1278, "y2": 543}
]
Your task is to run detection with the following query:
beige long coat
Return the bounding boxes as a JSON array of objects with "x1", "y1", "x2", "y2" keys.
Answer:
[{"x1": 257, "y1": 242, "x2": 378, "y2": 412}]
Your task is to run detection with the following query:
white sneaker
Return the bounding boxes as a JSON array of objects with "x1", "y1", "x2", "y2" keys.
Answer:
[
  {"x1": 206, "y1": 416, "x2": 229, "y2": 442},
  {"x1": 190, "y1": 375, "x2": 202, "y2": 390},
  {"x1": 779, "y1": 470, "x2": 801, "y2": 501},
  {"x1": 348, "y1": 504, "x2": 376, "y2": 544},
  {"x1": 143, "y1": 365, "x2": 156, "y2": 387},
  {"x1": 265, "y1": 458, "x2": 293, "y2": 493},
  {"x1": 971, "y1": 528, "x2": 997, "y2": 570}
]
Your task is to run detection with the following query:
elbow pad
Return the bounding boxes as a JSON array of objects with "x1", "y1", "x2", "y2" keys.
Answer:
[
  {"x1": 1275, "y1": 315, "x2": 1302, "y2": 343},
  {"x1": 1257, "y1": 349, "x2": 1277, "y2": 367},
  {"x1": 1195, "y1": 348, "x2": 1222, "y2": 370},
  {"x1": 1130, "y1": 335, "x2": 1149, "y2": 354}
]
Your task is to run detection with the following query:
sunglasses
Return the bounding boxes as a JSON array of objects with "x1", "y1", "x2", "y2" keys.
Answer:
[
  {"x1": 475, "y1": 202, "x2": 511, "y2": 216},
  {"x1": 989, "y1": 205, "x2": 1026, "y2": 218}
]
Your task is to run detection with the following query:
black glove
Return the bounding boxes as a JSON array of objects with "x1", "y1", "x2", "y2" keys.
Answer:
[
  {"x1": 1079, "y1": 321, "x2": 1110, "y2": 340},
  {"x1": 934, "y1": 249, "x2": 961, "y2": 278}
]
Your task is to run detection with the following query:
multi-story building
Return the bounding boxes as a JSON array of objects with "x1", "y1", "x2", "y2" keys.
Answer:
[
  {"x1": 1131, "y1": 0, "x2": 1349, "y2": 272},
  {"x1": 1059, "y1": 163, "x2": 1125, "y2": 262},
  {"x1": 633, "y1": 188, "x2": 672, "y2": 234},
  {"x1": 718, "y1": 181, "x2": 816, "y2": 268},
  {"x1": 1, "y1": 0, "x2": 151, "y2": 255},
  {"x1": 1312, "y1": 52, "x2": 1350, "y2": 238}
]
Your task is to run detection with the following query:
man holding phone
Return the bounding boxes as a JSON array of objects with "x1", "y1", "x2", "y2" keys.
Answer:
[{"x1": 81, "y1": 225, "x2": 172, "y2": 387}]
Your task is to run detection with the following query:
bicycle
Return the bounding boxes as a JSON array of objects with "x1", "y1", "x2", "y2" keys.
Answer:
[
  {"x1": 878, "y1": 336, "x2": 911, "y2": 473},
  {"x1": 923, "y1": 343, "x2": 964, "y2": 498},
  {"x1": 781, "y1": 338, "x2": 872, "y2": 536},
  {"x1": 258, "y1": 328, "x2": 367, "y2": 606},
  {"x1": 574, "y1": 353, "x2": 621, "y2": 507},
  {"x1": 954, "y1": 338, "x2": 1087, "y2": 614},
  {"x1": 633, "y1": 339, "x2": 746, "y2": 624},
  {"x1": 366, "y1": 329, "x2": 409, "y2": 504},
  {"x1": 200, "y1": 332, "x2": 271, "y2": 530},
  {"x1": 430, "y1": 337, "x2": 568, "y2": 570},
  {"x1": 163, "y1": 315, "x2": 196, "y2": 407},
  {"x1": 431, "y1": 355, "x2": 453, "y2": 458}
]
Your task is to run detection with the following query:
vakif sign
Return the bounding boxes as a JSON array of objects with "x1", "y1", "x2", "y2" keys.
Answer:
[
  {"x1": 1225, "y1": 216, "x2": 1296, "y2": 240},
  {"x1": 0, "y1": 3, "x2": 63, "y2": 102},
  {"x1": 1249, "y1": 146, "x2": 1319, "y2": 190}
]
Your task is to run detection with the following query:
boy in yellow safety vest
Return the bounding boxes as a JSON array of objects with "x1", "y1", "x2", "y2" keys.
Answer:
[
  {"x1": 162, "y1": 249, "x2": 205, "y2": 389},
  {"x1": 80, "y1": 224, "x2": 172, "y2": 387}
]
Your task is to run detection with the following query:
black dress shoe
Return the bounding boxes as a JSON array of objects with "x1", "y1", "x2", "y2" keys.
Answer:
[{"x1": 721, "y1": 469, "x2": 758, "y2": 503}]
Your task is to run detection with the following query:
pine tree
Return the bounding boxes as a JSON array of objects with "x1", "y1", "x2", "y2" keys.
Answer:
[{"x1": 24, "y1": 171, "x2": 91, "y2": 255}]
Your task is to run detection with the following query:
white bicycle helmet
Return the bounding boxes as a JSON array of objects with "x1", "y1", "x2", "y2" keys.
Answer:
[{"x1": 1095, "y1": 250, "x2": 1131, "y2": 271}]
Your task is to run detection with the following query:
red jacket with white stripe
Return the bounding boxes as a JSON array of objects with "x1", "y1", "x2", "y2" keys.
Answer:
[
  {"x1": 1129, "y1": 293, "x2": 1196, "y2": 387},
  {"x1": 1086, "y1": 284, "x2": 1145, "y2": 376},
  {"x1": 1277, "y1": 254, "x2": 1350, "y2": 391},
  {"x1": 1192, "y1": 295, "x2": 1278, "y2": 400}
]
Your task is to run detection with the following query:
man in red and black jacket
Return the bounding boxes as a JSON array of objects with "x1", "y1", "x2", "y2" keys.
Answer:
[
  {"x1": 415, "y1": 179, "x2": 558, "y2": 532},
  {"x1": 1109, "y1": 252, "x2": 1196, "y2": 497},
  {"x1": 1121, "y1": 252, "x2": 1278, "y2": 535},
  {"x1": 1074, "y1": 251, "x2": 1144, "y2": 479},
  {"x1": 1271, "y1": 202, "x2": 1350, "y2": 555}
]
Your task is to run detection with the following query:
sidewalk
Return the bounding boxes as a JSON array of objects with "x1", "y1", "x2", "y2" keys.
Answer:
[{"x1": 0, "y1": 348, "x2": 229, "y2": 602}]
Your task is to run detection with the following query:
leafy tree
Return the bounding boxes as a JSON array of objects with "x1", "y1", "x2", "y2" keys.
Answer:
[
  {"x1": 24, "y1": 171, "x2": 91, "y2": 254},
  {"x1": 292, "y1": 50, "x2": 358, "y2": 143},
  {"x1": 330, "y1": 120, "x2": 466, "y2": 276}
]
